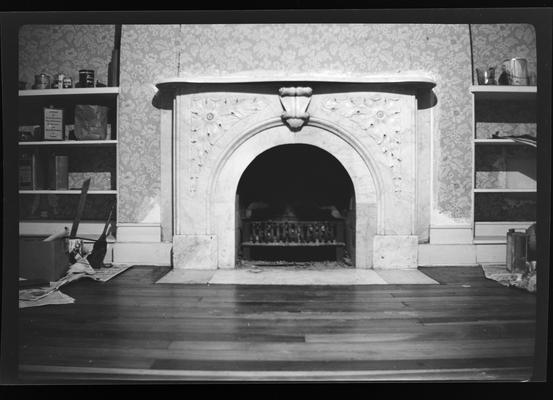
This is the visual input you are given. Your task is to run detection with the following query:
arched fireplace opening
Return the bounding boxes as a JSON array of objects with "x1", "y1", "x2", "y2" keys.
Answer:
[{"x1": 236, "y1": 144, "x2": 356, "y2": 266}]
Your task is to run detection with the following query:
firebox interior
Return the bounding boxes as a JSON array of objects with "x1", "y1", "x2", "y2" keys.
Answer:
[{"x1": 236, "y1": 144, "x2": 356, "y2": 264}]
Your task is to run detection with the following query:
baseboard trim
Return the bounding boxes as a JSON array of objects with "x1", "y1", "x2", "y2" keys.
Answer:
[
  {"x1": 429, "y1": 225, "x2": 473, "y2": 244},
  {"x1": 113, "y1": 242, "x2": 172, "y2": 265},
  {"x1": 418, "y1": 243, "x2": 477, "y2": 266},
  {"x1": 116, "y1": 223, "x2": 161, "y2": 242}
]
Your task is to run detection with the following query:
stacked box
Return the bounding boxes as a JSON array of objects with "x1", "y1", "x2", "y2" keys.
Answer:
[
  {"x1": 48, "y1": 155, "x2": 69, "y2": 190},
  {"x1": 19, "y1": 237, "x2": 69, "y2": 282},
  {"x1": 68, "y1": 172, "x2": 112, "y2": 190}
]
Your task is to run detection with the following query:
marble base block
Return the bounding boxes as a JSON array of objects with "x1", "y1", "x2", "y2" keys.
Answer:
[
  {"x1": 173, "y1": 234, "x2": 217, "y2": 269},
  {"x1": 373, "y1": 235, "x2": 418, "y2": 269}
]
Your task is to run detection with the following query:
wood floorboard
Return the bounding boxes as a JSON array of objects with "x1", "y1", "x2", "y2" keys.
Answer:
[{"x1": 17, "y1": 265, "x2": 537, "y2": 382}]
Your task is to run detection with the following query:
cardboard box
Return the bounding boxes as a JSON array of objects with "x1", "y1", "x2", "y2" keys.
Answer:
[
  {"x1": 19, "y1": 153, "x2": 34, "y2": 189},
  {"x1": 68, "y1": 172, "x2": 111, "y2": 190},
  {"x1": 48, "y1": 155, "x2": 69, "y2": 190},
  {"x1": 43, "y1": 107, "x2": 64, "y2": 141},
  {"x1": 19, "y1": 125, "x2": 41, "y2": 141},
  {"x1": 74, "y1": 105, "x2": 108, "y2": 140},
  {"x1": 19, "y1": 237, "x2": 70, "y2": 282},
  {"x1": 19, "y1": 150, "x2": 45, "y2": 189}
]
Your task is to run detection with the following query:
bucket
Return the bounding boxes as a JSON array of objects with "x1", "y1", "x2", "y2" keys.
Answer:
[{"x1": 506, "y1": 229, "x2": 528, "y2": 273}]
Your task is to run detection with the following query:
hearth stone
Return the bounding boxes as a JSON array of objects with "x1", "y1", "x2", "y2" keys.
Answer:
[{"x1": 373, "y1": 235, "x2": 418, "y2": 269}]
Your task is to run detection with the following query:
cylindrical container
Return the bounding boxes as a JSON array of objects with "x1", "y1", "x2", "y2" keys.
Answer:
[
  {"x1": 502, "y1": 58, "x2": 529, "y2": 86},
  {"x1": 33, "y1": 73, "x2": 50, "y2": 89},
  {"x1": 476, "y1": 68, "x2": 496, "y2": 85},
  {"x1": 52, "y1": 73, "x2": 65, "y2": 89},
  {"x1": 79, "y1": 69, "x2": 95, "y2": 87},
  {"x1": 63, "y1": 76, "x2": 73, "y2": 88},
  {"x1": 506, "y1": 229, "x2": 528, "y2": 273}
]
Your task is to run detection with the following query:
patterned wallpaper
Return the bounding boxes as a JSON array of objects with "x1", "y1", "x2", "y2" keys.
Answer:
[
  {"x1": 117, "y1": 25, "x2": 180, "y2": 222},
  {"x1": 19, "y1": 23, "x2": 537, "y2": 225},
  {"x1": 471, "y1": 24, "x2": 537, "y2": 85},
  {"x1": 18, "y1": 25, "x2": 115, "y2": 87},
  {"x1": 178, "y1": 24, "x2": 474, "y2": 221}
]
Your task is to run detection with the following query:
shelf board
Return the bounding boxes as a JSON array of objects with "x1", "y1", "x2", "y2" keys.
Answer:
[
  {"x1": 474, "y1": 188, "x2": 536, "y2": 193},
  {"x1": 19, "y1": 140, "x2": 117, "y2": 147},
  {"x1": 470, "y1": 85, "x2": 537, "y2": 100},
  {"x1": 19, "y1": 190, "x2": 117, "y2": 195},
  {"x1": 19, "y1": 87, "x2": 120, "y2": 97},
  {"x1": 473, "y1": 235, "x2": 506, "y2": 245},
  {"x1": 474, "y1": 139, "x2": 534, "y2": 145},
  {"x1": 19, "y1": 220, "x2": 115, "y2": 238}
]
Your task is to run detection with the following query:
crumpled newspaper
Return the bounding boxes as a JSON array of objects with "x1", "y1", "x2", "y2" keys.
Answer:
[{"x1": 19, "y1": 258, "x2": 99, "y2": 307}]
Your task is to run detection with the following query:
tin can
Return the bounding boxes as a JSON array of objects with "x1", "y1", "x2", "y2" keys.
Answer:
[
  {"x1": 52, "y1": 73, "x2": 65, "y2": 89},
  {"x1": 33, "y1": 73, "x2": 50, "y2": 89},
  {"x1": 63, "y1": 76, "x2": 73, "y2": 88},
  {"x1": 79, "y1": 69, "x2": 95, "y2": 88},
  {"x1": 502, "y1": 58, "x2": 529, "y2": 86}
]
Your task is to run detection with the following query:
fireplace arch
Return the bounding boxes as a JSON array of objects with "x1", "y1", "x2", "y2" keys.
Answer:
[{"x1": 207, "y1": 123, "x2": 378, "y2": 269}]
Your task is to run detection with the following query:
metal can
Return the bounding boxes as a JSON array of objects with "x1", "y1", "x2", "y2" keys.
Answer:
[
  {"x1": 52, "y1": 73, "x2": 65, "y2": 89},
  {"x1": 502, "y1": 58, "x2": 529, "y2": 86},
  {"x1": 63, "y1": 76, "x2": 73, "y2": 88},
  {"x1": 79, "y1": 69, "x2": 95, "y2": 87},
  {"x1": 33, "y1": 73, "x2": 50, "y2": 89}
]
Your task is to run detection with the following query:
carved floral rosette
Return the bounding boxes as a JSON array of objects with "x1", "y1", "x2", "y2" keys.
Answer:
[
  {"x1": 321, "y1": 95, "x2": 403, "y2": 192},
  {"x1": 188, "y1": 96, "x2": 268, "y2": 193}
]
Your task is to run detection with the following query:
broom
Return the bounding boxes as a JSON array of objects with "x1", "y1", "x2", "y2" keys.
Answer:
[{"x1": 87, "y1": 203, "x2": 115, "y2": 269}]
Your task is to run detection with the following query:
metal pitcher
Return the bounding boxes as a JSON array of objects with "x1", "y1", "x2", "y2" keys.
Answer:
[{"x1": 501, "y1": 58, "x2": 529, "y2": 86}]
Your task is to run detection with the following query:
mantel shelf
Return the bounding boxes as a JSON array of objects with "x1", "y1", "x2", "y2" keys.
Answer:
[
  {"x1": 19, "y1": 87, "x2": 120, "y2": 97},
  {"x1": 156, "y1": 71, "x2": 437, "y2": 89}
]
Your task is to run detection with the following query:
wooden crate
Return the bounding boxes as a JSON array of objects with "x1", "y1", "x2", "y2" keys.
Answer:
[{"x1": 19, "y1": 237, "x2": 69, "y2": 282}]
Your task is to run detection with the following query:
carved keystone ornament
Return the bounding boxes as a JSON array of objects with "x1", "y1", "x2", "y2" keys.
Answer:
[{"x1": 279, "y1": 87, "x2": 312, "y2": 131}]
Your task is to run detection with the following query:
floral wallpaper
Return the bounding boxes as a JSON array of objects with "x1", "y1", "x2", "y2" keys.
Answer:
[
  {"x1": 18, "y1": 25, "x2": 115, "y2": 87},
  {"x1": 19, "y1": 24, "x2": 537, "y2": 225},
  {"x1": 471, "y1": 24, "x2": 537, "y2": 85},
  {"x1": 178, "y1": 24, "x2": 474, "y2": 221},
  {"x1": 117, "y1": 25, "x2": 180, "y2": 223}
]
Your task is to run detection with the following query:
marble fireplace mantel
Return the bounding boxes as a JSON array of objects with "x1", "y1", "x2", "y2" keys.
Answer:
[
  {"x1": 157, "y1": 73, "x2": 435, "y2": 270},
  {"x1": 156, "y1": 71, "x2": 436, "y2": 87}
]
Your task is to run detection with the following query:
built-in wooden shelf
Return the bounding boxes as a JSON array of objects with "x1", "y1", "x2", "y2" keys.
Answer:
[
  {"x1": 19, "y1": 190, "x2": 117, "y2": 195},
  {"x1": 19, "y1": 87, "x2": 120, "y2": 97},
  {"x1": 19, "y1": 220, "x2": 115, "y2": 239},
  {"x1": 470, "y1": 85, "x2": 537, "y2": 100},
  {"x1": 474, "y1": 139, "x2": 535, "y2": 145},
  {"x1": 19, "y1": 140, "x2": 117, "y2": 147},
  {"x1": 474, "y1": 188, "x2": 536, "y2": 193}
]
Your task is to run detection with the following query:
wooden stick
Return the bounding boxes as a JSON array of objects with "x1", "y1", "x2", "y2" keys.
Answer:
[
  {"x1": 101, "y1": 203, "x2": 116, "y2": 237},
  {"x1": 69, "y1": 178, "x2": 91, "y2": 239},
  {"x1": 43, "y1": 227, "x2": 68, "y2": 242}
]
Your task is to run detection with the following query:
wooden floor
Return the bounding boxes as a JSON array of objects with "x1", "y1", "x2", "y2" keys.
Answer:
[{"x1": 18, "y1": 266, "x2": 536, "y2": 382}]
